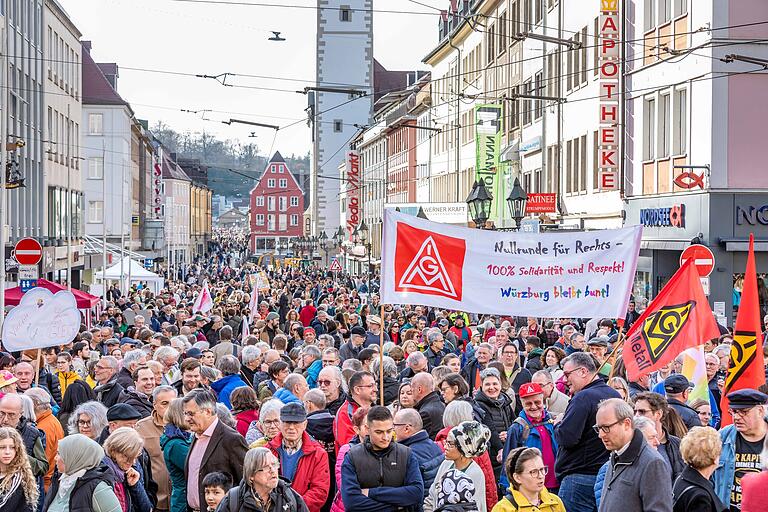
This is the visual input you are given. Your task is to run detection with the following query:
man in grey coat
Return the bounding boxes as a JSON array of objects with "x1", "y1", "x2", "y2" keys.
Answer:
[{"x1": 596, "y1": 398, "x2": 672, "y2": 512}]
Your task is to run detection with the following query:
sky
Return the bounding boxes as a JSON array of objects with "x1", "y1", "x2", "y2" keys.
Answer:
[{"x1": 60, "y1": 0, "x2": 443, "y2": 158}]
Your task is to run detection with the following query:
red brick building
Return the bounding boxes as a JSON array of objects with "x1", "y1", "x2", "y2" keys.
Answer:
[{"x1": 249, "y1": 152, "x2": 304, "y2": 253}]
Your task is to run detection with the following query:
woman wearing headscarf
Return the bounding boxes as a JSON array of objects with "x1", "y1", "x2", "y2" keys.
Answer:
[
  {"x1": 42, "y1": 433, "x2": 120, "y2": 512},
  {"x1": 0, "y1": 427, "x2": 39, "y2": 512},
  {"x1": 425, "y1": 421, "x2": 491, "y2": 512}
]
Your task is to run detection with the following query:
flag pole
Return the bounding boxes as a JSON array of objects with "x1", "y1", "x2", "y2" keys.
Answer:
[
  {"x1": 379, "y1": 304, "x2": 385, "y2": 406},
  {"x1": 605, "y1": 320, "x2": 625, "y2": 379},
  {"x1": 34, "y1": 348, "x2": 42, "y2": 386}
]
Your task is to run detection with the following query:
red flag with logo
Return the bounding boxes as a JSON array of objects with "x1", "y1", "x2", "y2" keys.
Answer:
[
  {"x1": 720, "y1": 234, "x2": 765, "y2": 426},
  {"x1": 623, "y1": 258, "x2": 720, "y2": 381}
]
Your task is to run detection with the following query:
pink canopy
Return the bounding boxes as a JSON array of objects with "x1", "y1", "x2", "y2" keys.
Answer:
[{"x1": 5, "y1": 278, "x2": 100, "y2": 309}]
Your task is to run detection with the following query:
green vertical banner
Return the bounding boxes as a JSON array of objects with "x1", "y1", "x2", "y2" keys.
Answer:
[{"x1": 475, "y1": 104, "x2": 505, "y2": 223}]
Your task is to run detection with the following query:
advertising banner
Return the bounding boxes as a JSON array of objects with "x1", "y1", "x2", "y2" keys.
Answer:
[
  {"x1": 475, "y1": 104, "x2": 506, "y2": 222},
  {"x1": 381, "y1": 209, "x2": 642, "y2": 318},
  {"x1": 345, "y1": 150, "x2": 361, "y2": 240},
  {"x1": 526, "y1": 193, "x2": 557, "y2": 214},
  {"x1": 384, "y1": 203, "x2": 468, "y2": 224}
]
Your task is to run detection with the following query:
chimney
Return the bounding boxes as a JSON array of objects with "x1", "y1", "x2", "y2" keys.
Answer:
[{"x1": 97, "y1": 63, "x2": 119, "y2": 91}]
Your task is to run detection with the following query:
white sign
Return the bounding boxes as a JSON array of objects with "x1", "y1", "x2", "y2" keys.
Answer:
[
  {"x1": 381, "y1": 209, "x2": 642, "y2": 318},
  {"x1": 18, "y1": 265, "x2": 39, "y2": 280},
  {"x1": 2, "y1": 287, "x2": 81, "y2": 351},
  {"x1": 384, "y1": 203, "x2": 468, "y2": 224}
]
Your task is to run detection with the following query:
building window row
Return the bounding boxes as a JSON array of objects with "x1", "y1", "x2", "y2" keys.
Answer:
[{"x1": 643, "y1": 87, "x2": 688, "y2": 162}]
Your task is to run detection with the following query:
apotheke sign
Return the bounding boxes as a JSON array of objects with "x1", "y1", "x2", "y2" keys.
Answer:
[{"x1": 639, "y1": 204, "x2": 685, "y2": 227}]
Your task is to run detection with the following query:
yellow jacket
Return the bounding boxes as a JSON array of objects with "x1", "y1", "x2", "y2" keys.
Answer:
[
  {"x1": 491, "y1": 488, "x2": 566, "y2": 512},
  {"x1": 57, "y1": 371, "x2": 81, "y2": 396}
]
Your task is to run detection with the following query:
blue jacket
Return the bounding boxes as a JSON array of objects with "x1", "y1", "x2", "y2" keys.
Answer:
[
  {"x1": 500, "y1": 410, "x2": 558, "y2": 489},
  {"x1": 210, "y1": 373, "x2": 248, "y2": 409},
  {"x1": 340, "y1": 444, "x2": 424, "y2": 511},
  {"x1": 651, "y1": 381, "x2": 721, "y2": 428},
  {"x1": 554, "y1": 378, "x2": 620, "y2": 479},
  {"x1": 305, "y1": 359, "x2": 323, "y2": 389},
  {"x1": 594, "y1": 460, "x2": 609, "y2": 509},
  {"x1": 398, "y1": 430, "x2": 445, "y2": 499},
  {"x1": 713, "y1": 424, "x2": 739, "y2": 505},
  {"x1": 273, "y1": 387, "x2": 302, "y2": 405}
]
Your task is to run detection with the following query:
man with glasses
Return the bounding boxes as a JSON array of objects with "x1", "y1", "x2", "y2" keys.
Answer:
[
  {"x1": 531, "y1": 370, "x2": 570, "y2": 416},
  {"x1": 340, "y1": 406, "x2": 424, "y2": 512},
  {"x1": 94, "y1": 355, "x2": 127, "y2": 408},
  {"x1": 0, "y1": 393, "x2": 48, "y2": 478},
  {"x1": 317, "y1": 366, "x2": 346, "y2": 416},
  {"x1": 183, "y1": 388, "x2": 248, "y2": 512},
  {"x1": 321, "y1": 347, "x2": 340, "y2": 368},
  {"x1": 333, "y1": 370, "x2": 376, "y2": 453},
  {"x1": 594, "y1": 398, "x2": 671, "y2": 512},
  {"x1": 554, "y1": 352, "x2": 620, "y2": 512},
  {"x1": 706, "y1": 352, "x2": 723, "y2": 405},
  {"x1": 462, "y1": 342, "x2": 493, "y2": 392},
  {"x1": 713, "y1": 389, "x2": 768, "y2": 510},
  {"x1": 266, "y1": 403, "x2": 329, "y2": 512}
]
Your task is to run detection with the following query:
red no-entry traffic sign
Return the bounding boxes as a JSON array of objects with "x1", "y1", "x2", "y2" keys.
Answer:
[
  {"x1": 14, "y1": 238, "x2": 42, "y2": 266},
  {"x1": 680, "y1": 244, "x2": 715, "y2": 277}
]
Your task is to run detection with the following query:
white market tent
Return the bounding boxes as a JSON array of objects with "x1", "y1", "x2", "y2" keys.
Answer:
[{"x1": 95, "y1": 258, "x2": 165, "y2": 294}]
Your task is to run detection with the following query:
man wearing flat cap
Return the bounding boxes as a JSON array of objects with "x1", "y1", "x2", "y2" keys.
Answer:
[
  {"x1": 664, "y1": 374, "x2": 701, "y2": 429},
  {"x1": 713, "y1": 389, "x2": 768, "y2": 510},
  {"x1": 364, "y1": 315, "x2": 390, "y2": 348}
]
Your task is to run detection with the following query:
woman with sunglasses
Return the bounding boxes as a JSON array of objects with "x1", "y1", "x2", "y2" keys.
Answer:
[{"x1": 492, "y1": 447, "x2": 565, "y2": 512}]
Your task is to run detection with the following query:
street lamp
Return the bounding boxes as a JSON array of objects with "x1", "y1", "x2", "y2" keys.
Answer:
[
  {"x1": 466, "y1": 180, "x2": 493, "y2": 229},
  {"x1": 358, "y1": 220, "x2": 371, "y2": 274},
  {"x1": 507, "y1": 177, "x2": 528, "y2": 230}
]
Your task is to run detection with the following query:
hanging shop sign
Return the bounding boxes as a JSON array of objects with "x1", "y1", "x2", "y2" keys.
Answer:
[
  {"x1": 345, "y1": 150, "x2": 361, "y2": 240},
  {"x1": 475, "y1": 104, "x2": 506, "y2": 222},
  {"x1": 152, "y1": 151, "x2": 164, "y2": 220},
  {"x1": 598, "y1": 0, "x2": 620, "y2": 191}
]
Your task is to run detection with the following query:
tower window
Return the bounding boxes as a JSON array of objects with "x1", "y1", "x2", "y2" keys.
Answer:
[
  {"x1": 334, "y1": 120, "x2": 343, "y2": 132},
  {"x1": 340, "y1": 5, "x2": 351, "y2": 22}
]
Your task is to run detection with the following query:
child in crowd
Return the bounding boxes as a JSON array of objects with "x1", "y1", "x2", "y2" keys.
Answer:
[{"x1": 203, "y1": 471, "x2": 233, "y2": 512}]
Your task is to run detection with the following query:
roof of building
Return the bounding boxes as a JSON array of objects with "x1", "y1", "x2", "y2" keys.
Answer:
[
  {"x1": 271, "y1": 151, "x2": 286, "y2": 163},
  {"x1": 81, "y1": 41, "x2": 130, "y2": 108},
  {"x1": 373, "y1": 59, "x2": 411, "y2": 102},
  {"x1": 162, "y1": 153, "x2": 191, "y2": 181}
]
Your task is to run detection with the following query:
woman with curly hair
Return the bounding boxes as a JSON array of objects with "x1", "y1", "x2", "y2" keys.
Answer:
[{"x1": 0, "y1": 427, "x2": 39, "y2": 512}]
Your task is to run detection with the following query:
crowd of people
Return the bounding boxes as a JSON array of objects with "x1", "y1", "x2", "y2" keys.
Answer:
[{"x1": 1, "y1": 236, "x2": 768, "y2": 512}]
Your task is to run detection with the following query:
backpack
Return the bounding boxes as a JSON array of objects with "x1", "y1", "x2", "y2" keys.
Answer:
[{"x1": 513, "y1": 416, "x2": 552, "y2": 445}]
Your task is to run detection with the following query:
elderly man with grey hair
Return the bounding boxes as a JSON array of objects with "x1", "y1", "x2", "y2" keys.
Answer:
[
  {"x1": 0, "y1": 393, "x2": 48, "y2": 477},
  {"x1": 299, "y1": 344, "x2": 323, "y2": 389},
  {"x1": 154, "y1": 346, "x2": 181, "y2": 386},
  {"x1": 274, "y1": 373, "x2": 310, "y2": 405},
  {"x1": 183, "y1": 388, "x2": 247, "y2": 512},
  {"x1": 210, "y1": 354, "x2": 248, "y2": 409},
  {"x1": 239, "y1": 344, "x2": 264, "y2": 388},
  {"x1": 424, "y1": 328, "x2": 448, "y2": 368},
  {"x1": 94, "y1": 355, "x2": 128, "y2": 407},
  {"x1": 136, "y1": 385, "x2": 178, "y2": 512},
  {"x1": 371, "y1": 356, "x2": 400, "y2": 406},
  {"x1": 398, "y1": 350, "x2": 429, "y2": 381},
  {"x1": 317, "y1": 365, "x2": 346, "y2": 415},
  {"x1": 116, "y1": 349, "x2": 147, "y2": 389}
]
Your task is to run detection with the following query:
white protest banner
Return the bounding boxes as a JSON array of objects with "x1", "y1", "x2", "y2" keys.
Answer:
[
  {"x1": 381, "y1": 209, "x2": 642, "y2": 318},
  {"x1": 2, "y1": 287, "x2": 81, "y2": 351}
]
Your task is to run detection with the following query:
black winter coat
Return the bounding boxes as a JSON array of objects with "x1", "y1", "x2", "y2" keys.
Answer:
[
  {"x1": 474, "y1": 389, "x2": 514, "y2": 477},
  {"x1": 672, "y1": 465, "x2": 727, "y2": 512},
  {"x1": 661, "y1": 430, "x2": 685, "y2": 484},
  {"x1": 217, "y1": 479, "x2": 309, "y2": 512},
  {"x1": 414, "y1": 391, "x2": 446, "y2": 440},
  {"x1": 381, "y1": 376, "x2": 399, "y2": 406},
  {"x1": 94, "y1": 378, "x2": 126, "y2": 408}
]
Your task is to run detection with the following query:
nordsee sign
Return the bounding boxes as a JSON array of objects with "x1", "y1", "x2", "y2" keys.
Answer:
[
  {"x1": 639, "y1": 205, "x2": 685, "y2": 227},
  {"x1": 736, "y1": 205, "x2": 768, "y2": 225}
]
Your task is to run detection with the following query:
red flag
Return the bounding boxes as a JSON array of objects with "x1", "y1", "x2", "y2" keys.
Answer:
[
  {"x1": 720, "y1": 234, "x2": 765, "y2": 426},
  {"x1": 623, "y1": 258, "x2": 720, "y2": 381}
]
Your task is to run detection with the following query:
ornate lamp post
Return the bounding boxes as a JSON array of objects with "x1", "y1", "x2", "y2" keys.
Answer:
[
  {"x1": 507, "y1": 177, "x2": 528, "y2": 231},
  {"x1": 466, "y1": 180, "x2": 493, "y2": 229}
]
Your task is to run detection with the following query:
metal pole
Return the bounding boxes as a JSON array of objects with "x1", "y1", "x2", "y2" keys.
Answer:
[
  {"x1": 66, "y1": 104, "x2": 71, "y2": 290},
  {"x1": 101, "y1": 143, "x2": 107, "y2": 306},
  {"x1": 0, "y1": 15, "x2": 8, "y2": 328},
  {"x1": 120, "y1": 158, "x2": 125, "y2": 294}
]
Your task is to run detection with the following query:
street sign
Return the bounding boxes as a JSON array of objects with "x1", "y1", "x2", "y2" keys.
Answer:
[
  {"x1": 329, "y1": 259, "x2": 342, "y2": 272},
  {"x1": 680, "y1": 244, "x2": 715, "y2": 277},
  {"x1": 144, "y1": 258, "x2": 153, "y2": 269},
  {"x1": 18, "y1": 265, "x2": 39, "y2": 280},
  {"x1": 14, "y1": 238, "x2": 42, "y2": 265},
  {"x1": 19, "y1": 279, "x2": 37, "y2": 293}
]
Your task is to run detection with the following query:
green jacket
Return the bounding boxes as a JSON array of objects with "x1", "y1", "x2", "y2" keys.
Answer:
[{"x1": 160, "y1": 426, "x2": 191, "y2": 512}]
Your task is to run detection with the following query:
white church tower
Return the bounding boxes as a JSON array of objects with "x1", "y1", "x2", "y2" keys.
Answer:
[{"x1": 311, "y1": 0, "x2": 374, "y2": 237}]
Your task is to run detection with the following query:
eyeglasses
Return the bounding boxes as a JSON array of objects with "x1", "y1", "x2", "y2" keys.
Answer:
[
  {"x1": 77, "y1": 420, "x2": 92, "y2": 427},
  {"x1": 523, "y1": 467, "x2": 548, "y2": 477},
  {"x1": 0, "y1": 411, "x2": 19, "y2": 419},
  {"x1": 393, "y1": 423, "x2": 411, "y2": 428},
  {"x1": 634, "y1": 408, "x2": 652, "y2": 416},
  {"x1": 356, "y1": 383, "x2": 375, "y2": 389},
  {"x1": 563, "y1": 367, "x2": 585, "y2": 379},
  {"x1": 729, "y1": 407, "x2": 756, "y2": 417},
  {"x1": 255, "y1": 462, "x2": 280, "y2": 474},
  {"x1": 316, "y1": 380, "x2": 333, "y2": 386},
  {"x1": 592, "y1": 419, "x2": 625, "y2": 434},
  {"x1": 261, "y1": 419, "x2": 279, "y2": 426}
]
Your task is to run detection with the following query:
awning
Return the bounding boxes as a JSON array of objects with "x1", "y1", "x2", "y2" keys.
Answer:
[
  {"x1": 639, "y1": 240, "x2": 690, "y2": 251},
  {"x1": 500, "y1": 141, "x2": 520, "y2": 162},
  {"x1": 720, "y1": 238, "x2": 768, "y2": 252}
]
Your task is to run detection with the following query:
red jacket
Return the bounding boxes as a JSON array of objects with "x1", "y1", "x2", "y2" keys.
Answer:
[
  {"x1": 299, "y1": 305, "x2": 317, "y2": 327},
  {"x1": 267, "y1": 431, "x2": 330, "y2": 512},
  {"x1": 742, "y1": 471, "x2": 768, "y2": 512},
  {"x1": 436, "y1": 426, "x2": 498, "y2": 512},
  {"x1": 235, "y1": 409, "x2": 259, "y2": 438},
  {"x1": 333, "y1": 399, "x2": 358, "y2": 455}
]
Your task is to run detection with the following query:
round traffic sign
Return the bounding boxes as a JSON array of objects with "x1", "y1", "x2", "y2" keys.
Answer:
[
  {"x1": 680, "y1": 244, "x2": 715, "y2": 277},
  {"x1": 14, "y1": 238, "x2": 42, "y2": 266}
]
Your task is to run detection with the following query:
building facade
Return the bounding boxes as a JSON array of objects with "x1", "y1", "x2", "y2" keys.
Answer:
[
  {"x1": 162, "y1": 152, "x2": 191, "y2": 267},
  {"x1": 312, "y1": 0, "x2": 374, "y2": 237},
  {"x1": 250, "y1": 152, "x2": 304, "y2": 253}
]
